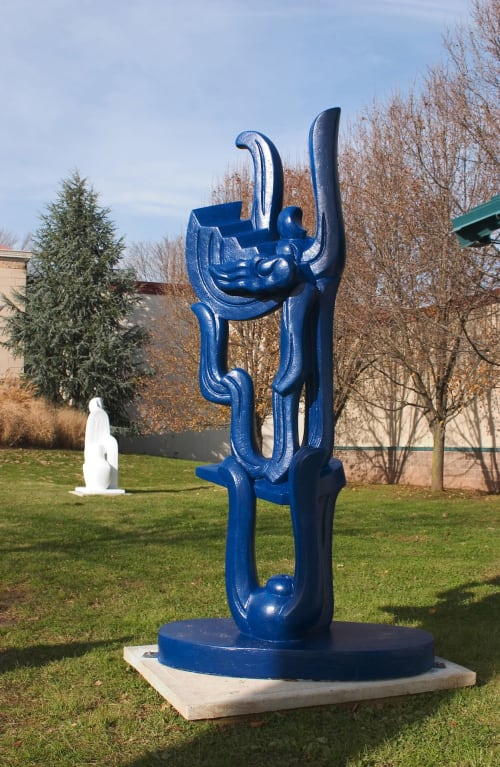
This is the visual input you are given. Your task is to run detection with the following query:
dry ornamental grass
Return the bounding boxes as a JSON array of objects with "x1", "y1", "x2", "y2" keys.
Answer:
[{"x1": 0, "y1": 377, "x2": 86, "y2": 449}]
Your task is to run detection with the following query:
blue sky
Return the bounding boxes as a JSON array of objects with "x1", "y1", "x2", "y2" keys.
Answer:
[{"x1": 1, "y1": 0, "x2": 471, "y2": 248}]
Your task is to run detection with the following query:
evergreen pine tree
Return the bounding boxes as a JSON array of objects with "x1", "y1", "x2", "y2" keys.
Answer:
[{"x1": 1, "y1": 171, "x2": 145, "y2": 425}]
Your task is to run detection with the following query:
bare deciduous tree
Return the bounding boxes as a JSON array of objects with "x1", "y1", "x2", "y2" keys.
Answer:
[
  {"x1": 442, "y1": 0, "x2": 500, "y2": 169},
  {"x1": 344, "y1": 46, "x2": 499, "y2": 491},
  {"x1": 0, "y1": 229, "x2": 31, "y2": 250},
  {"x1": 124, "y1": 235, "x2": 186, "y2": 283},
  {"x1": 134, "y1": 281, "x2": 230, "y2": 434},
  {"x1": 127, "y1": 234, "x2": 232, "y2": 434}
]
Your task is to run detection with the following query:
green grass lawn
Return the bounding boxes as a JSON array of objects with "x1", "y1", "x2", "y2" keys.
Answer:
[{"x1": 0, "y1": 449, "x2": 498, "y2": 767}]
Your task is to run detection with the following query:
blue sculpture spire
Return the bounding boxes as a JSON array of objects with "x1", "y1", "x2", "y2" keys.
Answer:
[
  {"x1": 158, "y1": 108, "x2": 434, "y2": 681},
  {"x1": 184, "y1": 108, "x2": 346, "y2": 641}
]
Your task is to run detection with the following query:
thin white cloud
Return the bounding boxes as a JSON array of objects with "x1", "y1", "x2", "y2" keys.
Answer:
[{"x1": 355, "y1": 0, "x2": 469, "y2": 22}]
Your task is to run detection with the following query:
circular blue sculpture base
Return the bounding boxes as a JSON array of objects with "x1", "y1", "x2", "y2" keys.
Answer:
[{"x1": 158, "y1": 618, "x2": 434, "y2": 681}]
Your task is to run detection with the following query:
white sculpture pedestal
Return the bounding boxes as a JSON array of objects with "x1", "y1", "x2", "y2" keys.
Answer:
[{"x1": 71, "y1": 487, "x2": 126, "y2": 496}]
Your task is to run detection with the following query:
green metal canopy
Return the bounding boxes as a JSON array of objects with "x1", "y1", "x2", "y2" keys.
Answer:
[{"x1": 452, "y1": 194, "x2": 500, "y2": 247}]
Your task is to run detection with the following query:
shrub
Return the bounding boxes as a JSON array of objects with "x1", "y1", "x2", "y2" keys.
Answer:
[
  {"x1": 0, "y1": 377, "x2": 85, "y2": 449},
  {"x1": 53, "y1": 407, "x2": 87, "y2": 450}
]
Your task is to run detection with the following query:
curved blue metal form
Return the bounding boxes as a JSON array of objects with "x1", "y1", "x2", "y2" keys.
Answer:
[
  {"x1": 158, "y1": 619, "x2": 435, "y2": 681},
  {"x1": 158, "y1": 108, "x2": 434, "y2": 680}
]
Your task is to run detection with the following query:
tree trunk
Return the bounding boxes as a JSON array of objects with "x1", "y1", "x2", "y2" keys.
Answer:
[
  {"x1": 254, "y1": 412, "x2": 264, "y2": 453},
  {"x1": 431, "y1": 421, "x2": 446, "y2": 492}
]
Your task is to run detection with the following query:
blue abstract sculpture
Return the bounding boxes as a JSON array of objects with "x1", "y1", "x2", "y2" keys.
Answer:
[{"x1": 158, "y1": 109, "x2": 434, "y2": 680}]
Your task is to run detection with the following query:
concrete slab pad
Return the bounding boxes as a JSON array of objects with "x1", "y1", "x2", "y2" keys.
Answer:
[{"x1": 124, "y1": 644, "x2": 476, "y2": 721}]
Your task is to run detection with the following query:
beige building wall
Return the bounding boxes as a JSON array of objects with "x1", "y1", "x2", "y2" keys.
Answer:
[
  {"x1": 0, "y1": 247, "x2": 31, "y2": 376},
  {"x1": 334, "y1": 387, "x2": 499, "y2": 492}
]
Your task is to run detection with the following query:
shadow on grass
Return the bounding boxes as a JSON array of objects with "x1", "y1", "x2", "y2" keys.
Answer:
[
  {"x1": 0, "y1": 517, "x2": 227, "y2": 556},
  {"x1": 120, "y1": 695, "x2": 445, "y2": 767},
  {"x1": 118, "y1": 578, "x2": 497, "y2": 767},
  {"x1": 382, "y1": 575, "x2": 499, "y2": 685},
  {"x1": 0, "y1": 636, "x2": 132, "y2": 674},
  {"x1": 125, "y1": 486, "x2": 210, "y2": 494}
]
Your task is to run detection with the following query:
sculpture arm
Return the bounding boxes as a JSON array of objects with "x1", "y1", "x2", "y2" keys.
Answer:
[
  {"x1": 301, "y1": 108, "x2": 346, "y2": 280},
  {"x1": 191, "y1": 303, "x2": 231, "y2": 404}
]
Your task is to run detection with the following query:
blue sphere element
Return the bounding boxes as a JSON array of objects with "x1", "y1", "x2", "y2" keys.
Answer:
[{"x1": 265, "y1": 575, "x2": 294, "y2": 596}]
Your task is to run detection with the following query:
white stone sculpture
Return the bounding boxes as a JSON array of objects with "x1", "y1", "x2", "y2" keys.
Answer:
[{"x1": 73, "y1": 398, "x2": 125, "y2": 495}]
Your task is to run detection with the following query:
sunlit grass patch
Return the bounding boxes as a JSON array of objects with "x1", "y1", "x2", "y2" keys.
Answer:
[{"x1": 0, "y1": 450, "x2": 497, "y2": 767}]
